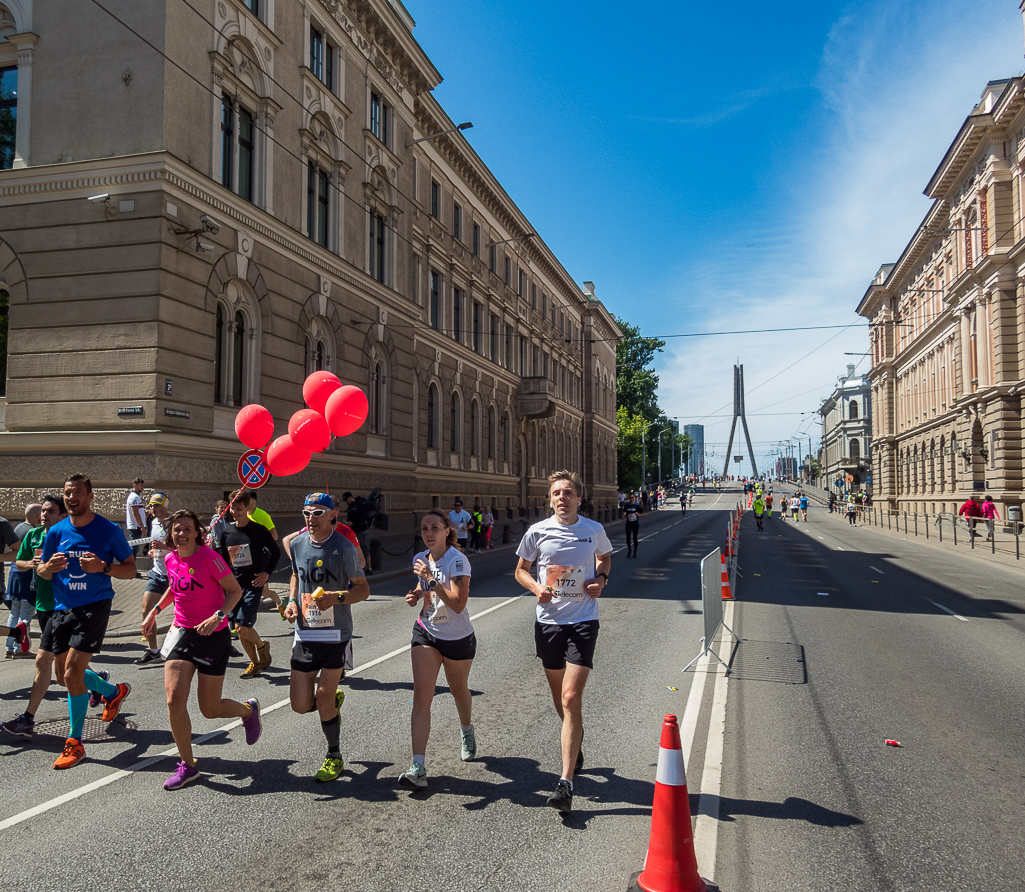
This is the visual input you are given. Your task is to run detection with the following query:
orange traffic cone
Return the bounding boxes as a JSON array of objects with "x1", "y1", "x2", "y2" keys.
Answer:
[
  {"x1": 633, "y1": 715, "x2": 708, "y2": 892},
  {"x1": 720, "y1": 554, "x2": 733, "y2": 600}
]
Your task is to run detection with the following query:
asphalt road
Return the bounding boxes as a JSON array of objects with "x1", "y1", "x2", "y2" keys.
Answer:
[
  {"x1": 716, "y1": 492, "x2": 1025, "y2": 892},
  {"x1": 0, "y1": 491, "x2": 735, "y2": 892}
]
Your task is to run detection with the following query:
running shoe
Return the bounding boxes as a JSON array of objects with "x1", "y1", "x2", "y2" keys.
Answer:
[
  {"x1": 101, "y1": 682, "x2": 131, "y2": 722},
  {"x1": 241, "y1": 698, "x2": 262, "y2": 745},
  {"x1": 53, "y1": 737, "x2": 85, "y2": 770},
  {"x1": 12, "y1": 652, "x2": 33, "y2": 660},
  {"x1": 547, "y1": 779, "x2": 573, "y2": 813},
  {"x1": 1, "y1": 713, "x2": 34, "y2": 738},
  {"x1": 240, "y1": 661, "x2": 261, "y2": 679},
  {"x1": 256, "y1": 640, "x2": 271, "y2": 670},
  {"x1": 134, "y1": 649, "x2": 163, "y2": 667},
  {"x1": 16, "y1": 621, "x2": 30, "y2": 653},
  {"x1": 89, "y1": 670, "x2": 110, "y2": 708},
  {"x1": 315, "y1": 754, "x2": 345, "y2": 782},
  {"x1": 228, "y1": 645, "x2": 243, "y2": 658},
  {"x1": 398, "y1": 761, "x2": 427, "y2": 789},
  {"x1": 3, "y1": 651, "x2": 12, "y2": 659},
  {"x1": 229, "y1": 627, "x2": 239, "y2": 640},
  {"x1": 335, "y1": 688, "x2": 345, "y2": 713},
  {"x1": 163, "y1": 760, "x2": 201, "y2": 790},
  {"x1": 460, "y1": 725, "x2": 477, "y2": 762}
]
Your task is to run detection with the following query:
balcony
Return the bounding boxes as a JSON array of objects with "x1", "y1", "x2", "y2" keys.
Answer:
[{"x1": 518, "y1": 377, "x2": 555, "y2": 418}]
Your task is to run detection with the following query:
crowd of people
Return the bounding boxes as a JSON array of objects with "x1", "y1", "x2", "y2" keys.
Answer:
[{"x1": 0, "y1": 470, "x2": 610, "y2": 815}]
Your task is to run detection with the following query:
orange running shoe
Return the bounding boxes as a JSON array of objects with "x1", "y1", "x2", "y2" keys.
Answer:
[
  {"x1": 101, "y1": 682, "x2": 131, "y2": 722},
  {"x1": 53, "y1": 737, "x2": 85, "y2": 770}
]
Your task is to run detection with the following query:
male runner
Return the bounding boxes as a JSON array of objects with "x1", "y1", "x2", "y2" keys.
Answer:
[
  {"x1": 284, "y1": 493, "x2": 369, "y2": 782},
  {"x1": 448, "y1": 498, "x2": 472, "y2": 552},
  {"x1": 623, "y1": 493, "x2": 642, "y2": 558},
  {"x1": 37, "y1": 474, "x2": 135, "y2": 769},
  {"x1": 217, "y1": 490, "x2": 280, "y2": 678},
  {"x1": 515, "y1": 470, "x2": 612, "y2": 814},
  {"x1": 136, "y1": 493, "x2": 171, "y2": 665},
  {"x1": 246, "y1": 490, "x2": 286, "y2": 619}
]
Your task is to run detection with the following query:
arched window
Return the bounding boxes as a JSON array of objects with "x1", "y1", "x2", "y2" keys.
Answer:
[
  {"x1": 502, "y1": 412, "x2": 511, "y2": 463},
  {"x1": 849, "y1": 399, "x2": 859, "y2": 420},
  {"x1": 427, "y1": 383, "x2": 439, "y2": 449},
  {"x1": 487, "y1": 406, "x2": 496, "y2": 460},
  {"x1": 539, "y1": 426, "x2": 547, "y2": 473},
  {"x1": 850, "y1": 439, "x2": 860, "y2": 461},
  {"x1": 231, "y1": 310, "x2": 246, "y2": 403},
  {"x1": 470, "y1": 400, "x2": 480, "y2": 456},
  {"x1": 371, "y1": 360, "x2": 385, "y2": 434},
  {"x1": 450, "y1": 392, "x2": 460, "y2": 453},
  {"x1": 213, "y1": 280, "x2": 260, "y2": 407},
  {"x1": 303, "y1": 315, "x2": 335, "y2": 379}
]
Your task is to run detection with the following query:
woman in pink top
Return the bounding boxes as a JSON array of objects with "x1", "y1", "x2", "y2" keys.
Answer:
[
  {"x1": 981, "y1": 495, "x2": 1000, "y2": 541},
  {"x1": 142, "y1": 509, "x2": 263, "y2": 790}
]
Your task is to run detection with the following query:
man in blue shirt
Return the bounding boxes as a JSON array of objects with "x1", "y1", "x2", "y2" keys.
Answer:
[{"x1": 38, "y1": 473, "x2": 136, "y2": 770}]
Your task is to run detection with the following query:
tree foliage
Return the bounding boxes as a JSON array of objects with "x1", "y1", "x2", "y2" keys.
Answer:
[{"x1": 615, "y1": 316, "x2": 664, "y2": 422}]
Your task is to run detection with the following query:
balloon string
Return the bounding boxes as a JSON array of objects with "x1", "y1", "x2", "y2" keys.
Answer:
[{"x1": 322, "y1": 453, "x2": 330, "y2": 495}]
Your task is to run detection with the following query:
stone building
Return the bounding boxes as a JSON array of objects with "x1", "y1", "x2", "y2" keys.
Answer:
[
  {"x1": 0, "y1": 0, "x2": 620, "y2": 557},
  {"x1": 818, "y1": 364, "x2": 871, "y2": 492},
  {"x1": 857, "y1": 77, "x2": 1025, "y2": 516}
]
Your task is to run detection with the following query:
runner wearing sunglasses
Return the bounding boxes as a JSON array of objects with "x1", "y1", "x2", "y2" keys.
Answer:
[{"x1": 284, "y1": 493, "x2": 369, "y2": 782}]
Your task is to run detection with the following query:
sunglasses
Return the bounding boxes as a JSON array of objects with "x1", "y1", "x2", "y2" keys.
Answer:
[{"x1": 302, "y1": 507, "x2": 328, "y2": 518}]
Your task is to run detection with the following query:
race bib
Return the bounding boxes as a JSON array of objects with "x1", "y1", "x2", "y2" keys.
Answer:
[
  {"x1": 301, "y1": 590, "x2": 333, "y2": 628},
  {"x1": 545, "y1": 564, "x2": 587, "y2": 601},
  {"x1": 227, "y1": 543, "x2": 252, "y2": 568},
  {"x1": 424, "y1": 591, "x2": 450, "y2": 625}
]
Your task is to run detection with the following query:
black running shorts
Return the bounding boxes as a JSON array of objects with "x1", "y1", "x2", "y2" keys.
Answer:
[
  {"x1": 165, "y1": 627, "x2": 231, "y2": 676},
  {"x1": 411, "y1": 622, "x2": 477, "y2": 662},
  {"x1": 36, "y1": 610, "x2": 56, "y2": 652},
  {"x1": 48, "y1": 600, "x2": 113, "y2": 656},
  {"x1": 290, "y1": 638, "x2": 352, "y2": 674},
  {"x1": 534, "y1": 620, "x2": 600, "y2": 670},
  {"x1": 228, "y1": 587, "x2": 263, "y2": 628}
]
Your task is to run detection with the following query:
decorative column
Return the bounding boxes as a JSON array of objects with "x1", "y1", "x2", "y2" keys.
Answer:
[{"x1": 10, "y1": 33, "x2": 38, "y2": 169}]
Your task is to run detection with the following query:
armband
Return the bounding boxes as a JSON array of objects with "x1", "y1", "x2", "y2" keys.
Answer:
[{"x1": 154, "y1": 604, "x2": 162, "y2": 614}]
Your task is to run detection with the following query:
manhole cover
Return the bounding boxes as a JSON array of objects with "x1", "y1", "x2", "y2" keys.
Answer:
[{"x1": 33, "y1": 716, "x2": 138, "y2": 742}]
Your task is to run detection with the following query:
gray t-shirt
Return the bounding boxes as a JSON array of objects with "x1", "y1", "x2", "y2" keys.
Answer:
[
  {"x1": 0, "y1": 517, "x2": 20, "y2": 596},
  {"x1": 289, "y1": 529, "x2": 364, "y2": 643}
]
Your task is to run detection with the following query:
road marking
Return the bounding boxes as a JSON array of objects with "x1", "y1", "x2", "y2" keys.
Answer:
[
  {"x1": 818, "y1": 536, "x2": 825, "y2": 540},
  {"x1": 836, "y1": 546, "x2": 844, "y2": 551},
  {"x1": 0, "y1": 594, "x2": 528, "y2": 832},
  {"x1": 869, "y1": 566, "x2": 884, "y2": 574},
  {"x1": 924, "y1": 597, "x2": 969, "y2": 622},
  {"x1": 816, "y1": 592, "x2": 830, "y2": 596}
]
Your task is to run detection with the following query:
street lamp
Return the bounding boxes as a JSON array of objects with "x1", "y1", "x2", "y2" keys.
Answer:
[
  {"x1": 488, "y1": 232, "x2": 536, "y2": 247},
  {"x1": 640, "y1": 421, "x2": 659, "y2": 491},
  {"x1": 406, "y1": 121, "x2": 473, "y2": 147},
  {"x1": 657, "y1": 428, "x2": 671, "y2": 485}
]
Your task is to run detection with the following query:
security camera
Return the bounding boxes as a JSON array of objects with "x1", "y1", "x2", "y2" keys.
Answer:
[
  {"x1": 200, "y1": 215, "x2": 220, "y2": 235},
  {"x1": 196, "y1": 242, "x2": 215, "y2": 253},
  {"x1": 87, "y1": 193, "x2": 110, "y2": 203}
]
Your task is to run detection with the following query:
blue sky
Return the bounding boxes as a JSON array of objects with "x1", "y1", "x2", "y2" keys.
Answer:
[{"x1": 414, "y1": 0, "x2": 1025, "y2": 475}]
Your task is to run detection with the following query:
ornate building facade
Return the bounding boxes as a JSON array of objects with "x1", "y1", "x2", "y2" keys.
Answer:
[
  {"x1": 0, "y1": 0, "x2": 620, "y2": 551},
  {"x1": 857, "y1": 77, "x2": 1025, "y2": 515},
  {"x1": 819, "y1": 364, "x2": 871, "y2": 491}
]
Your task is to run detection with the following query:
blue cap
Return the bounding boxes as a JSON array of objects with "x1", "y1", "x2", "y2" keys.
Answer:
[{"x1": 305, "y1": 492, "x2": 334, "y2": 510}]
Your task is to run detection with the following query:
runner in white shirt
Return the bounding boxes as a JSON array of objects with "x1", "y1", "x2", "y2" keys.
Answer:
[
  {"x1": 398, "y1": 511, "x2": 476, "y2": 790},
  {"x1": 447, "y1": 499, "x2": 472, "y2": 551},
  {"x1": 515, "y1": 470, "x2": 612, "y2": 814}
]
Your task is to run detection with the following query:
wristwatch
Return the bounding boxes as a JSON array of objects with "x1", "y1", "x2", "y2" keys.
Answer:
[
  {"x1": 597, "y1": 572, "x2": 609, "y2": 582},
  {"x1": 214, "y1": 610, "x2": 226, "y2": 619},
  {"x1": 102, "y1": 562, "x2": 112, "y2": 575},
  {"x1": 426, "y1": 577, "x2": 439, "y2": 589}
]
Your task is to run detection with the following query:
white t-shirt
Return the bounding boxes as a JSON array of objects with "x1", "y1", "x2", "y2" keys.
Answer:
[
  {"x1": 516, "y1": 515, "x2": 612, "y2": 626},
  {"x1": 125, "y1": 491, "x2": 144, "y2": 531},
  {"x1": 149, "y1": 517, "x2": 168, "y2": 577},
  {"x1": 413, "y1": 547, "x2": 473, "y2": 641},
  {"x1": 448, "y1": 509, "x2": 472, "y2": 539}
]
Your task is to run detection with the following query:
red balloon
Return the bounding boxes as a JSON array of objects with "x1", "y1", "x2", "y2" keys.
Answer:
[
  {"x1": 303, "y1": 371, "x2": 343, "y2": 415},
  {"x1": 263, "y1": 434, "x2": 311, "y2": 476},
  {"x1": 234, "y1": 404, "x2": 274, "y2": 450},
  {"x1": 288, "y1": 408, "x2": 331, "y2": 453},
  {"x1": 325, "y1": 385, "x2": 369, "y2": 437}
]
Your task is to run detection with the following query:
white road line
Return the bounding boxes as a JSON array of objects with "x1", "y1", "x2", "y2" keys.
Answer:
[
  {"x1": 692, "y1": 598, "x2": 733, "y2": 882},
  {"x1": 0, "y1": 595, "x2": 527, "y2": 832},
  {"x1": 923, "y1": 597, "x2": 969, "y2": 622},
  {"x1": 836, "y1": 546, "x2": 844, "y2": 551},
  {"x1": 869, "y1": 566, "x2": 884, "y2": 575}
]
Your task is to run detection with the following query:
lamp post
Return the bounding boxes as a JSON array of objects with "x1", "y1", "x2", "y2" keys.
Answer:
[
  {"x1": 640, "y1": 421, "x2": 658, "y2": 491},
  {"x1": 657, "y1": 428, "x2": 670, "y2": 485},
  {"x1": 406, "y1": 121, "x2": 473, "y2": 147}
]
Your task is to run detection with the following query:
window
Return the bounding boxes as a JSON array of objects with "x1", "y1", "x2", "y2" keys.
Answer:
[
  {"x1": 849, "y1": 399, "x2": 859, "y2": 420},
  {"x1": 487, "y1": 406, "x2": 496, "y2": 460},
  {"x1": 237, "y1": 107, "x2": 254, "y2": 202},
  {"x1": 450, "y1": 393, "x2": 461, "y2": 452},
  {"x1": 220, "y1": 95, "x2": 234, "y2": 188},
  {"x1": 489, "y1": 244, "x2": 496, "y2": 273},
  {"x1": 490, "y1": 313, "x2": 499, "y2": 361},
  {"x1": 430, "y1": 271, "x2": 441, "y2": 330},
  {"x1": 453, "y1": 288, "x2": 463, "y2": 343},
  {"x1": 307, "y1": 163, "x2": 329, "y2": 248},
  {"x1": 504, "y1": 257, "x2": 511, "y2": 286},
  {"x1": 242, "y1": 0, "x2": 260, "y2": 16},
  {"x1": 369, "y1": 212, "x2": 386, "y2": 283},
  {"x1": 310, "y1": 26, "x2": 325, "y2": 80},
  {"x1": 850, "y1": 439, "x2": 860, "y2": 461},
  {"x1": 530, "y1": 283, "x2": 537, "y2": 310},
  {"x1": 473, "y1": 302, "x2": 482, "y2": 353},
  {"x1": 427, "y1": 383, "x2": 440, "y2": 449},
  {"x1": 520, "y1": 337, "x2": 527, "y2": 374},
  {"x1": 505, "y1": 326, "x2": 513, "y2": 371},
  {"x1": 370, "y1": 91, "x2": 390, "y2": 146},
  {"x1": 542, "y1": 292, "x2": 548, "y2": 318},
  {"x1": 0, "y1": 67, "x2": 17, "y2": 170},
  {"x1": 214, "y1": 290, "x2": 258, "y2": 407},
  {"x1": 371, "y1": 361, "x2": 385, "y2": 434},
  {"x1": 471, "y1": 401, "x2": 480, "y2": 456},
  {"x1": 453, "y1": 204, "x2": 462, "y2": 240},
  {"x1": 431, "y1": 180, "x2": 440, "y2": 219},
  {"x1": 532, "y1": 346, "x2": 539, "y2": 377},
  {"x1": 473, "y1": 223, "x2": 480, "y2": 257},
  {"x1": 518, "y1": 270, "x2": 525, "y2": 297},
  {"x1": 501, "y1": 413, "x2": 510, "y2": 462}
]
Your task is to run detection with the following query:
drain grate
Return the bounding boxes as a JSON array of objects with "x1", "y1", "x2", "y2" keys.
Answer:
[
  {"x1": 33, "y1": 716, "x2": 138, "y2": 742},
  {"x1": 728, "y1": 639, "x2": 806, "y2": 684}
]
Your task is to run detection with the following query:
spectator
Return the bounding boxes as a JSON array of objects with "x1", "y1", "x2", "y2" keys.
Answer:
[
  {"x1": 208, "y1": 500, "x2": 230, "y2": 550},
  {"x1": 136, "y1": 494, "x2": 171, "y2": 666},
  {"x1": 469, "y1": 504, "x2": 484, "y2": 553},
  {"x1": 126, "y1": 477, "x2": 147, "y2": 557},
  {"x1": 3, "y1": 507, "x2": 30, "y2": 658},
  {"x1": 447, "y1": 498, "x2": 472, "y2": 552},
  {"x1": 481, "y1": 505, "x2": 495, "y2": 550},
  {"x1": 981, "y1": 494, "x2": 1000, "y2": 542},
  {"x1": 342, "y1": 492, "x2": 374, "y2": 575},
  {"x1": 245, "y1": 490, "x2": 285, "y2": 619},
  {"x1": 958, "y1": 495, "x2": 983, "y2": 539}
]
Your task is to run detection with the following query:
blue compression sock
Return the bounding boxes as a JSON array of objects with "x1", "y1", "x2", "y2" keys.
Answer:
[
  {"x1": 84, "y1": 669, "x2": 117, "y2": 700},
  {"x1": 68, "y1": 693, "x2": 89, "y2": 742}
]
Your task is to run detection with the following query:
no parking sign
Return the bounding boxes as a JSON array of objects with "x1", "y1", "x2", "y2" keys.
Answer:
[{"x1": 237, "y1": 450, "x2": 271, "y2": 488}]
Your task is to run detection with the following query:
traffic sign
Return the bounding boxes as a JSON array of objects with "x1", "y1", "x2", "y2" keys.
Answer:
[{"x1": 237, "y1": 450, "x2": 271, "y2": 488}]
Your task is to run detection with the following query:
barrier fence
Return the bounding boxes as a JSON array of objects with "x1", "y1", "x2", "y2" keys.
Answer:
[
  {"x1": 859, "y1": 506, "x2": 1025, "y2": 560},
  {"x1": 682, "y1": 546, "x2": 737, "y2": 674}
]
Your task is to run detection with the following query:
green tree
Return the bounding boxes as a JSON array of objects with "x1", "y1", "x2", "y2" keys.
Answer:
[
  {"x1": 616, "y1": 406, "x2": 647, "y2": 491},
  {"x1": 615, "y1": 316, "x2": 664, "y2": 421}
]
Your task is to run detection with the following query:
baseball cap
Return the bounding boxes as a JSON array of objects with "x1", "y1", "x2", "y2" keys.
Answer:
[
  {"x1": 305, "y1": 492, "x2": 335, "y2": 510},
  {"x1": 149, "y1": 493, "x2": 168, "y2": 507}
]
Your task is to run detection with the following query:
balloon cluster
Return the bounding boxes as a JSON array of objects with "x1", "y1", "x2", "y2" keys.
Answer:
[{"x1": 234, "y1": 372, "x2": 369, "y2": 477}]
